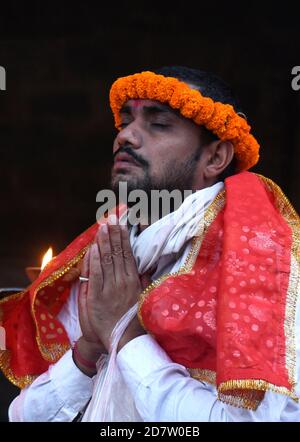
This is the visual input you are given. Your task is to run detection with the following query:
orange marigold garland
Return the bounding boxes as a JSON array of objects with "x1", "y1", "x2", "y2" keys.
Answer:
[{"x1": 109, "y1": 71, "x2": 260, "y2": 171}]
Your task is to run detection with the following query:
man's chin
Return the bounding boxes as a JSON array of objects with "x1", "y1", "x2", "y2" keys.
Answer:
[
  {"x1": 111, "y1": 175, "x2": 138, "y2": 193},
  {"x1": 112, "y1": 167, "x2": 140, "y2": 180}
]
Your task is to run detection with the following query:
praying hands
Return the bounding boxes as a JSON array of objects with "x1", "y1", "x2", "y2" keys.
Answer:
[{"x1": 74, "y1": 215, "x2": 151, "y2": 375}]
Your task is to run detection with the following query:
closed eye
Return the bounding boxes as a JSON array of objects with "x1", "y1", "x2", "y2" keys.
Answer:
[
  {"x1": 118, "y1": 122, "x2": 169, "y2": 129},
  {"x1": 151, "y1": 123, "x2": 169, "y2": 128}
]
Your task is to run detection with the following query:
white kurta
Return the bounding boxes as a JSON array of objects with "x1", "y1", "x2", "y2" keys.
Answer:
[{"x1": 8, "y1": 182, "x2": 300, "y2": 422}]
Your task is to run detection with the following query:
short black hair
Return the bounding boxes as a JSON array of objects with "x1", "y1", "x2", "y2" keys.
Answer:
[{"x1": 153, "y1": 65, "x2": 242, "y2": 180}]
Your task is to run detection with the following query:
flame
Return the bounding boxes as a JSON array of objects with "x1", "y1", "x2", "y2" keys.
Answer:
[{"x1": 41, "y1": 247, "x2": 53, "y2": 270}]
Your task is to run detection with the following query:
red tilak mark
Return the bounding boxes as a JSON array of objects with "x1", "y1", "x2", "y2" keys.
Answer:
[{"x1": 132, "y1": 100, "x2": 142, "y2": 108}]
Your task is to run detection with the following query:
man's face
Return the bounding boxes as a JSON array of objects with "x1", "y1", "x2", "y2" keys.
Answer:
[{"x1": 111, "y1": 99, "x2": 204, "y2": 198}]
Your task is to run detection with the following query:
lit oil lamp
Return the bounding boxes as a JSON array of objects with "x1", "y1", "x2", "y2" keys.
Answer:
[{"x1": 26, "y1": 247, "x2": 53, "y2": 283}]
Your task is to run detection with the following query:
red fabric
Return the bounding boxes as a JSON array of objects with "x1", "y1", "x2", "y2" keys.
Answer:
[{"x1": 140, "y1": 172, "x2": 293, "y2": 391}]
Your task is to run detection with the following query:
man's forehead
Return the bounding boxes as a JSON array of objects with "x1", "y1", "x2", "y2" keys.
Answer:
[
  {"x1": 120, "y1": 99, "x2": 175, "y2": 114},
  {"x1": 131, "y1": 99, "x2": 150, "y2": 108}
]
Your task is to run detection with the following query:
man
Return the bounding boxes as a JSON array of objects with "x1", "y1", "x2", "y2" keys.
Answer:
[{"x1": 1, "y1": 66, "x2": 299, "y2": 421}]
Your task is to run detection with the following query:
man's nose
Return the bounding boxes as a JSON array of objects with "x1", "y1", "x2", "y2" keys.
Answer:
[{"x1": 113, "y1": 124, "x2": 142, "y2": 154}]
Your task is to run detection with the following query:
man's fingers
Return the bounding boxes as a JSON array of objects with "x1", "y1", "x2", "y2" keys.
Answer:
[
  {"x1": 78, "y1": 275, "x2": 88, "y2": 314},
  {"x1": 97, "y1": 222, "x2": 115, "y2": 284},
  {"x1": 62, "y1": 267, "x2": 81, "y2": 282},
  {"x1": 81, "y1": 248, "x2": 90, "y2": 278},
  {"x1": 78, "y1": 248, "x2": 90, "y2": 298},
  {"x1": 120, "y1": 222, "x2": 139, "y2": 277},
  {"x1": 106, "y1": 216, "x2": 127, "y2": 283},
  {"x1": 88, "y1": 242, "x2": 103, "y2": 296},
  {"x1": 78, "y1": 250, "x2": 90, "y2": 331}
]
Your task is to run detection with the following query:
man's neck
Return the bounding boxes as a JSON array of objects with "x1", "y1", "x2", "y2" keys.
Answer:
[{"x1": 137, "y1": 223, "x2": 148, "y2": 234}]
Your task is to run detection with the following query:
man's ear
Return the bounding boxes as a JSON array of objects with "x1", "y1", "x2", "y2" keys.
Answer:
[{"x1": 203, "y1": 140, "x2": 234, "y2": 180}]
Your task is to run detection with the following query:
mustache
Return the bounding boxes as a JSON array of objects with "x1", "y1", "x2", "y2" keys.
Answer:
[{"x1": 113, "y1": 146, "x2": 149, "y2": 168}]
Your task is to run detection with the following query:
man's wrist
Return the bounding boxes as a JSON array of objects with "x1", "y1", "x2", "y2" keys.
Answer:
[
  {"x1": 72, "y1": 337, "x2": 106, "y2": 377},
  {"x1": 117, "y1": 320, "x2": 146, "y2": 352}
]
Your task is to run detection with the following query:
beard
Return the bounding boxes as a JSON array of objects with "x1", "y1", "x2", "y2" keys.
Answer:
[{"x1": 110, "y1": 145, "x2": 202, "y2": 221}]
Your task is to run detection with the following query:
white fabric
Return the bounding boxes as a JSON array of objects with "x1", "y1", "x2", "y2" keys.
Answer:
[{"x1": 8, "y1": 181, "x2": 300, "y2": 421}]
